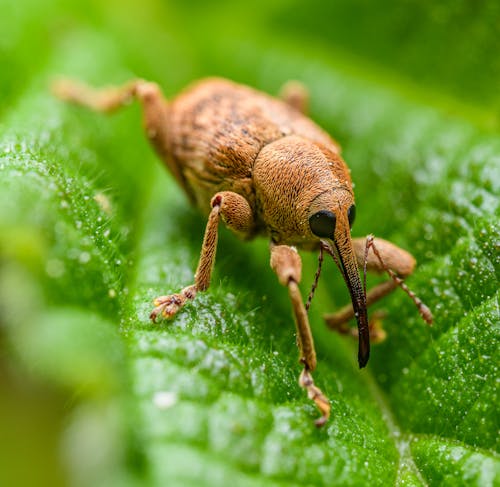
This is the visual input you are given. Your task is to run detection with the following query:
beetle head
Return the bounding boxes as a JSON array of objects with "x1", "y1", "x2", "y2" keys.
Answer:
[
  {"x1": 254, "y1": 135, "x2": 369, "y2": 367},
  {"x1": 308, "y1": 189, "x2": 369, "y2": 367}
]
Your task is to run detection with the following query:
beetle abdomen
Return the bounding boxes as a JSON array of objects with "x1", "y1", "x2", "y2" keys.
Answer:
[{"x1": 166, "y1": 78, "x2": 339, "y2": 213}]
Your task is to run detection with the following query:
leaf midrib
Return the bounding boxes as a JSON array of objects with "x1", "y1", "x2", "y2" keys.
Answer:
[{"x1": 362, "y1": 367, "x2": 429, "y2": 486}]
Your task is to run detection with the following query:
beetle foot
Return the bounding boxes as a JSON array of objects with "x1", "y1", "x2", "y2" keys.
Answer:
[
  {"x1": 326, "y1": 310, "x2": 387, "y2": 343},
  {"x1": 299, "y1": 368, "x2": 331, "y2": 427},
  {"x1": 150, "y1": 285, "x2": 197, "y2": 322},
  {"x1": 368, "y1": 310, "x2": 387, "y2": 344}
]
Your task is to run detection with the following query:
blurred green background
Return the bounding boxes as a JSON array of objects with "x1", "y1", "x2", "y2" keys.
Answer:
[{"x1": 0, "y1": 1, "x2": 498, "y2": 486}]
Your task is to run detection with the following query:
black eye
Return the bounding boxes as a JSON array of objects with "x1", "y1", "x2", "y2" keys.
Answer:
[
  {"x1": 309, "y1": 210, "x2": 336, "y2": 238},
  {"x1": 348, "y1": 204, "x2": 356, "y2": 228}
]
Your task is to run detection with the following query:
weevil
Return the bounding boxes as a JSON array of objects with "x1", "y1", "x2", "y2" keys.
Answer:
[{"x1": 53, "y1": 77, "x2": 432, "y2": 426}]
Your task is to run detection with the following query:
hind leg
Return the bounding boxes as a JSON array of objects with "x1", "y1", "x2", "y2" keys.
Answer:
[
  {"x1": 51, "y1": 77, "x2": 183, "y2": 181},
  {"x1": 279, "y1": 80, "x2": 309, "y2": 114}
]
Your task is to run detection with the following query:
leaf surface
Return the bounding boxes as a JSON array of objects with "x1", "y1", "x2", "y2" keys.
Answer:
[{"x1": 0, "y1": 1, "x2": 498, "y2": 486}]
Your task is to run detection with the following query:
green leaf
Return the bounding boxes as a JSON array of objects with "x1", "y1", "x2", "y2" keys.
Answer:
[{"x1": 0, "y1": 1, "x2": 498, "y2": 486}]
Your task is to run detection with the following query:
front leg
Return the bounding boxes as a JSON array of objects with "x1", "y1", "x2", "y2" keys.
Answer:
[
  {"x1": 150, "y1": 191, "x2": 255, "y2": 321},
  {"x1": 324, "y1": 236, "x2": 432, "y2": 335},
  {"x1": 270, "y1": 243, "x2": 330, "y2": 427}
]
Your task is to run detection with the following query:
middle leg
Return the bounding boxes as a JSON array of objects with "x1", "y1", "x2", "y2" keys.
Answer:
[{"x1": 324, "y1": 236, "x2": 432, "y2": 336}]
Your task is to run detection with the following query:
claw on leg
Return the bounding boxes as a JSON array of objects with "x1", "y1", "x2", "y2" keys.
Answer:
[
  {"x1": 150, "y1": 284, "x2": 197, "y2": 322},
  {"x1": 299, "y1": 368, "x2": 331, "y2": 427}
]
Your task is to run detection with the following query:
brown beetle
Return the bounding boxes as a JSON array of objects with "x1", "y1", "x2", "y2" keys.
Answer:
[{"x1": 53, "y1": 77, "x2": 432, "y2": 426}]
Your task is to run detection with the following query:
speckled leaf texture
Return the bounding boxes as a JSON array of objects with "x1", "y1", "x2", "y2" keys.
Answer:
[{"x1": 0, "y1": 1, "x2": 498, "y2": 486}]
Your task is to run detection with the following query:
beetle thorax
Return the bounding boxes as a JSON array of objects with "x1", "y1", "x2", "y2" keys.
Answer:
[{"x1": 253, "y1": 135, "x2": 353, "y2": 245}]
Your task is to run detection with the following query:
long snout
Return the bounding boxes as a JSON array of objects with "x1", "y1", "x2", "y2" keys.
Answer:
[{"x1": 325, "y1": 226, "x2": 369, "y2": 368}]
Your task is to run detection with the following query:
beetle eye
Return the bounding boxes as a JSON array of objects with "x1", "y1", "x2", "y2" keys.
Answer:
[
  {"x1": 348, "y1": 204, "x2": 356, "y2": 228},
  {"x1": 309, "y1": 210, "x2": 336, "y2": 238}
]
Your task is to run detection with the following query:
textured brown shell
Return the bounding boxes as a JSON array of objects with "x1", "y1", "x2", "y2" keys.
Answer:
[{"x1": 164, "y1": 78, "x2": 341, "y2": 216}]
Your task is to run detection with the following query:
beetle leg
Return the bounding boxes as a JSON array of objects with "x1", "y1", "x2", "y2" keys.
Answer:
[
  {"x1": 270, "y1": 243, "x2": 330, "y2": 427},
  {"x1": 150, "y1": 191, "x2": 255, "y2": 321},
  {"x1": 279, "y1": 81, "x2": 309, "y2": 114},
  {"x1": 52, "y1": 77, "x2": 167, "y2": 114},
  {"x1": 324, "y1": 236, "x2": 432, "y2": 339},
  {"x1": 51, "y1": 78, "x2": 181, "y2": 182}
]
